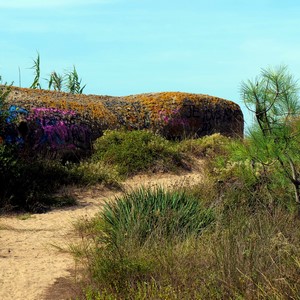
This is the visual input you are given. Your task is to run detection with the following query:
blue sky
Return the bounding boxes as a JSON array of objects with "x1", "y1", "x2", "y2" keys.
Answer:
[{"x1": 1, "y1": 0, "x2": 300, "y2": 128}]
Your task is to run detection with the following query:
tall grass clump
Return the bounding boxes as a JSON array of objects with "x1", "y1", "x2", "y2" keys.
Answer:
[
  {"x1": 92, "y1": 130, "x2": 183, "y2": 176},
  {"x1": 73, "y1": 187, "x2": 214, "y2": 298},
  {"x1": 98, "y1": 187, "x2": 214, "y2": 248},
  {"x1": 199, "y1": 207, "x2": 300, "y2": 299},
  {"x1": 74, "y1": 193, "x2": 300, "y2": 300}
]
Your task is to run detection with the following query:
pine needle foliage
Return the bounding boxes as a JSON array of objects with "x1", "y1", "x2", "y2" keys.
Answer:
[{"x1": 241, "y1": 65, "x2": 300, "y2": 208}]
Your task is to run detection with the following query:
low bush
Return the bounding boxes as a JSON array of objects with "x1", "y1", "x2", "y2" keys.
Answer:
[
  {"x1": 69, "y1": 160, "x2": 121, "y2": 188},
  {"x1": 179, "y1": 133, "x2": 231, "y2": 159},
  {"x1": 92, "y1": 130, "x2": 182, "y2": 176},
  {"x1": 0, "y1": 145, "x2": 78, "y2": 212},
  {"x1": 209, "y1": 135, "x2": 298, "y2": 213}
]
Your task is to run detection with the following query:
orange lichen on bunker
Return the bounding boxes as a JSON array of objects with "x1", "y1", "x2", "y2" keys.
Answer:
[{"x1": 5, "y1": 87, "x2": 244, "y2": 140}]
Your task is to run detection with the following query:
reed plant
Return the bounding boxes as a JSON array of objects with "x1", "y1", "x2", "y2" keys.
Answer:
[{"x1": 29, "y1": 52, "x2": 41, "y2": 89}]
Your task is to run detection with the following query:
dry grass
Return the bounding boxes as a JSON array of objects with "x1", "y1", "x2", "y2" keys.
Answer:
[
  {"x1": 69, "y1": 133, "x2": 300, "y2": 299},
  {"x1": 74, "y1": 206, "x2": 300, "y2": 299}
]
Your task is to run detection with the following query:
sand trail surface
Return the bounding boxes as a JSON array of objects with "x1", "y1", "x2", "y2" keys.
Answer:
[{"x1": 0, "y1": 166, "x2": 204, "y2": 300}]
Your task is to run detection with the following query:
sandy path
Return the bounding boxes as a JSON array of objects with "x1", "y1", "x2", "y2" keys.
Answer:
[{"x1": 0, "y1": 166, "x2": 204, "y2": 300}]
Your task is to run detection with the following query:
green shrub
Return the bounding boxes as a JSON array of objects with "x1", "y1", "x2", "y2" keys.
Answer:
[
  {"x1": 92, "y1": 130, "x2": 182, "y2": 176},
  {"x1": 0, "y1": 147, "x2": 78, "y2": 212},
  {"x1": 209, "y1": 135, "x2": 298, "y2": 213},
  {"x1": 0, "y1": 145, "x2": 20, "y2": 209},
  {"x1": 179, "y1": 133, "x2": 231, "y2": 159},
  {"x1": 69, "y1": 160, "x2": 121, "y2": 188},
  {"x1": 0, "y1": 144, "x2": 123, "y2": 212}
]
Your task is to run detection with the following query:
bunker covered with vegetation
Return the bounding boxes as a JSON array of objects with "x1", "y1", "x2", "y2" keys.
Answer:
[{"x1": 1, "y1": 86, "x2": 243, "y2": 155}]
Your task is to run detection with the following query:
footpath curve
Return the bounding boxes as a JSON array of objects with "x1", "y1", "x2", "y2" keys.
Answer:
[{"x1": 0, "y1": 165, "x2": 204, "y2": 300}]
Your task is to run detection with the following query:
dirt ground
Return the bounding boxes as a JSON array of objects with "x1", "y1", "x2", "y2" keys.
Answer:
[{"x1": 0, "y1": 165, "x2": 204, "y2": 300}]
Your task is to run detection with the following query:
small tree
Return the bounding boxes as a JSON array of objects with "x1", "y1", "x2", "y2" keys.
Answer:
[{"x1": 241, "y1": 65, "x2": 300, "y2": 208}]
